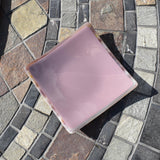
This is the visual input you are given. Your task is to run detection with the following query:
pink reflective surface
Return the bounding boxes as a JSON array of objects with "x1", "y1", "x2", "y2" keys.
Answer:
[{"x1": 28, "y1": 24, "x2": 137, "y2": 132}]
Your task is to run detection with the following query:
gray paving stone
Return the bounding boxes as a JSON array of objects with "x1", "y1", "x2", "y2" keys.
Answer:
[
  {"x1": 0, "y1": 92, "x2": 19, "y2": 134},
  {"x1": 3, "y1": 142, "x2": 25, "y2": 160},
  {"x1": 123, "y1": 32, "x2": 136, "y2": 54},
  {"x1": 44, "y1": 112, "x2": 60, "y2": 137},
  {"x1": 46, "y1": 20, "x2": 60, "y2": 40},
  {"x1": 115, "y1": 114, "x2": 143, "y2": 143},
  {"x1": 153, "y1": 66, "x2": 160, "y2": 104},
  {"x1": 133, "y1": 70, "x2": 155, "y2": 96},
  {"x1": 24, "y1": 84, "x2": 40, "y2": 108},
  {"x1": 78, "y1": 4, "x2": 89, "y2": 27},
  {"x1": 12, "y1": 105, "x2": 31, "y2": 129},
  {"x1": 62, "y1": 0, "x2": 76, "y2": 12},
  {"x1": 132, "y1": 144, "x2": 160, "y2": 160},
  {"x1": 30, "y1": 134, "x2": 51, "y2": 159},
  {"x1": 137, "y1": 6, "x2": 157, "y2": 26},
  {"x1": 44, "y1": 40, "x2": 57, "y2": 54},
  {"x1": 123, "y1": 54, "x2": 135, "y2": 68},
  {"x1": 134, "y1": 48, "x2": 157, "y2": 71},
  {"x1": 25, "y1": 155, "x2": 34, "y2": 160},
  {"x1": 0, "y1": 126, "x2": 18, "y2": 153},
  {"x1": 123, "y1": 92, "x2": 150, "y2": 120},
  {"x1": 97, "y1": 122, "x2": 116, "y2": 147},
  {"x1": 61, "y1": 12, "x2": 77, "y2": 28},
  {"x1": 125, "y1": 12, "x2": 136, "y2": 31},
  {"x1": 0, "y1": 157, "x2": 5, "y2": 160},
  {"x1": 50, "y1": 0, "x2": 60, "y2": 18},
  {"x1": 87, "y1": 145, "x2": 106, "y2": 160},
  {"x1": 79, "y1": 0, "x2": 89, "y2": 3},
  {"x1": 137, "y1": 27, "x2": 157, "y2": 48},
  {"x1": 124, "y1": 0, "x2": 135, "y2": 10},
  {"x1": 26, "y1": 110, "x2": 48, "y2": 133},
  {"x1": 141, "y1": 104, "x2": 160, "y2": 150},
  {"x1": 102, "y1": 137, "x2": 132, "y2": 160}
]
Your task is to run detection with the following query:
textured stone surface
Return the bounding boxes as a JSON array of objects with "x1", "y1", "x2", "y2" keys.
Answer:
[
  {"x1": 46, "y1": 128, "x2": 94, "y2": 160},
  {"x1": 91, "y1": 0, "x2": 124, "y2": 31},
  {"x1": 87, "y1": 145, "x2": 106, "y2": 160},
  {"x1": 12, "y1": 106, "x2": 31, "y2": 129},
  {"x1": 97, "y1": 122, "x2": 116, "y2": 146},
  {"x1": 44, "y1": 41, "x2": 57, "y2": 53},
  {"x1": 0, "y1": 44, "x2": 33, "y2": 89},
  {"x1": 123, "y1": 31, "x2": 136, "y2": 54},
  {"x1": 123, "y1": 92, "x2": 150, "y2": 120},
  {"x1": 30, "y1": 134, "x2": 51, "y2": 159},
  {"x1": 3, "y1": 142, "x2": 25, "y2": 160},
  {"x1": 0, "y1": 127, "x2": 18, "y2": 153},
  {"x1": 13, "y1": 79, "x2": 31, "y2": 103},
  {"x1": 25, "y1": 155, "x2": 34, "y2": 160},
  {"x1": 125, "y1": 12, "x2": 136, "y2": 31},
  {"x1": 59, "y1": 28, "x2": 75, "y2": 42},
  {"x1": 0, "y1": 92, "x2": 19, "y2": 134},
  {"x1": 134, "y1": 48, "x2": 157, "y2": 71},
  {"x1": 50, "y1": 0, "x2": 61, "y2": 18},
  {"x1": 98, "y1": 30, "x2": 123, "y2": 53},
  {"x1": 141, "y1": 104, "x2": 160, "y2": 150},
  {"x1": 133, "y1": 70, "x2": 155, "y2": 96},
  {"x1": 137, "y1": 6, "x2": 157, "y2": 26},
  {"x1": 123, "y1": 54, "x2": 135, "y2": 68},
  {"x1": 78, "y1": 4, "x2": 89, "y2": 27},
  {"x1": 61, "y1": 13, "x2": 77, "y2": 28},
  {"x1": 46, "y1": 20, "x2": 60, "y2": 40},
  {"x1": 15, "y1": 126, "x2": 37, "y2": 149},
  {"x1": 0, "y1": 76, "x2": 8, "y2": 96},
  {"x1": 137, "y1": 27, "x2": 157, "y2": 48},
  {"x1": 25, "y1": 28, "x2": 46, "y2": 59},
  {"x1": 136, "y1": 0, "x2": 155, "y2": 5},
  {"x1": 44, "y1": 112, "x2": 60, "y2": 136},
  {"x1": 124, "y1": 0, "x2": 135, "y2": 10},
  {"x1": 103, "y1": 137, "x2": 132, "y2": 160},
  {"x1": 62, "y1": 0, "x2": 76, "y2": 12},
  {"x1": 26, "y1": 110, "x2": 48, "y2": 132},
  {"x1": 11, "y1": 0, "x2": 47, "y2": 39},
  {"x1": 153, "y1": 67, "x2": 160, "y2": 104},
  {"x1": 35, "y1": 95, "x2": 52, "y2": 115},
  {"x1": 79, "y1": 0, "x2": 89, "y2": 2},
  {"x1": 115, "y1": 114, "x2": 143, "y2": 143},
  {"x1": 132, "y1": 144, "x2": 160, "y2": 160},
  {"x1": 37, "y1": 0, "x2": 49, "y2": 13},
  {"x1": 24, "y1": 84, "x2": 40, "y2": 107}
]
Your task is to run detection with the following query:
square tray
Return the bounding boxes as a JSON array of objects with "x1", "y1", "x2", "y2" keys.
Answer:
[{"x1": 25, "y1": 23, "x2": 137, "y2": 133}]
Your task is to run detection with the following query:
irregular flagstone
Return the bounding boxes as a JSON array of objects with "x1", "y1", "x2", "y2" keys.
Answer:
[
  {"x1": 15, "y1": 126, "x2": 37, "y2": 149},
  {"x1": 46, "y1": 128, "x2": 94, "y2": 160},
  {"x1": 37, "y1": 0, "x2": 49, "y2": 13},
  {"x1": 115, "y1": 114, "x2": 143, "y2": 143},
  {"x1": 3, "y1": 142, "x2": 25, "y2": 160},
  {"x1": 102, "y1": 137, "x2": 132, "y2": 160},
  {"x1": 25, "y1": 27, "x2": 46, "y2": 59},
  {"x1": 136, "y1": 6, "x2": 157, "y2": 26},
  {"x1": 137, "y1": 27, "x2": 157, "y2": 48},
  {"x1": 0, "y1": 44, "x2": 33, "y2": 89},
  {"x1": 136, "y1": 0, "x2": 155, "y2": 5},
  {"x1": 91, "y1": 0, "x2": 124, "y2": 31},
  {"x1": 13, "y1": 79, "x2": 31, "y2": 103},
  {"x1": 0, "y1": 76, "x2": 8, "y2": 96},
  {"x1": 0, "y1": 92, "x2": 19, "y2": 134},
  {"x1": 58, "y1": 28, "x2": 75, "y2": 42},
  {"x1": 11, "y1": 0, "x2": 47, "y2": 39},
  {"x1": 134, "y1": 48, "x2": 157, "y2": 71}
]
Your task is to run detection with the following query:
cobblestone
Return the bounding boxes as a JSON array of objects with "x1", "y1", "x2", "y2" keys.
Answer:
[{"x1": 62, "y1": 0, "x2": 76, "y2": 12}]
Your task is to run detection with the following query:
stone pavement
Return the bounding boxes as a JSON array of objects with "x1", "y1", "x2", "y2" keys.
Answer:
[{"x1": 0, "y1": 0, "x2": 160, "y2": 159}]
